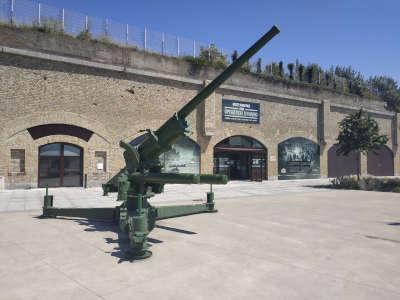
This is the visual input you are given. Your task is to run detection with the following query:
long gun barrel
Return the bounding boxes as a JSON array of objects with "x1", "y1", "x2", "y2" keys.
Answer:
[
  {"x1": 177, "y1": 25, "x2": 280, "y2": 119},
  {"x1": 141, "y1": 25, "x2": 280, "y2": 160}
]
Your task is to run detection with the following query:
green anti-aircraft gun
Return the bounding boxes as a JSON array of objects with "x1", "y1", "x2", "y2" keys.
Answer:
[{"x1": 42, "y1": 26, "x2": 280, "y2": 259}]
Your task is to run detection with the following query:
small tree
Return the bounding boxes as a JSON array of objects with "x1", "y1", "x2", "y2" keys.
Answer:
[
  {"x1": 287, "y1": 63, "x2": 294, "y2": 79},
  {"x1": 278, "y1": 61, "x2": 284, "y2": 77},
  {"x1": 231, "y1": 50, "x2": 238, "y2": 62},
  {"x1": 298, "y1": 64, "x2": 304, "y2": 81},
  {"x1": 77, "y1": 28, "x2": 92, "y2": 40},
  {"x1": 198, "y1": 44, "x2": 228, "y2": 68},
  {"x1": 306, "y1": 65, "x2": 313, "y2": 83},
  {"x1": 241, "y1": 60, "x2": 251, "y2": 73},
  {"x1": 270, "y1": 62, "x2": 280, "y2": 77},
  {"x1": 368, "y1": 76, "x2": 400, "y2": 112},
  {"x1": 255, "y1": 58, "x2": 262, "y2": 74},
  {"x1": 336, "y1": 109, "x2": 388, "y2": 180},
  {"x1": 324, "y1": 72, "x2": 330, "y2": 86}
]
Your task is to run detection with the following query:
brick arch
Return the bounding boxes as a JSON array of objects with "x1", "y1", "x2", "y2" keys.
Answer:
[
  {"x1": 34, "y1": 134, "x2": 92, "y2": 150},
  {"x1": 277, "y1": 135, "x2": 318, "y2": 145},
  {"x1": 207, "y1": 129, "x2": 271, "y2": 152},
  {"x1": 2, "y1": 111, "x2": 113, "y2": 144},
  {"x1": 214, "y1": 135, "x2": 267, "y2": 151}
]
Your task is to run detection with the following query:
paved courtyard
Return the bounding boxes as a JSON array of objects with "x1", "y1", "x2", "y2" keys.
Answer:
[
  {"x1": 0, "y1": 179, "x2": 330, "y2": 212},
  {"x1": 0, "y1": 180, "x2": 399, "y2": 299}
]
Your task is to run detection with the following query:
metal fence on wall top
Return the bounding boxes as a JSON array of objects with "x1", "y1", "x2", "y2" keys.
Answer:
[{"x1": 0, "y1": 0, "x2": 223, "y2": 60}]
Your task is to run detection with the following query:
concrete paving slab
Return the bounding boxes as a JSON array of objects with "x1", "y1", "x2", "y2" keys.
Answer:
[{"x1": 0, "y1": 183, "x2": 399, "y2": 299}]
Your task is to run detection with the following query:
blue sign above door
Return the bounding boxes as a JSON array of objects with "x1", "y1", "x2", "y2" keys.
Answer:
[{"x1": 222, "y1": 99, "x2": 260, "y2": 124}]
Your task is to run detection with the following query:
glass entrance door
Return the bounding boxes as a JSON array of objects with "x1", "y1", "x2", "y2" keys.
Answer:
[
  {"x1": 213, "y1": 136, "x2": 267, "y2": 181},
  {"x1": 38, "y1": 143, "x2": 83, "y2": 187}
]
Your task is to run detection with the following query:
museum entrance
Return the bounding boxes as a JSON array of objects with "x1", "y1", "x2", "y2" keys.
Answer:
[
  {"x1": 38, "y1": 143, "x2": 83, "y2": 187},
  {"x1": 213, "y1": 136, "x2": 267, "y2": 181}
]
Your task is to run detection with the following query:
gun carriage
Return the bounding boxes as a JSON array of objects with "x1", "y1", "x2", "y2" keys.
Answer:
[{"x1": 42, "y1": 26, "x2": 280, "y2": 259}]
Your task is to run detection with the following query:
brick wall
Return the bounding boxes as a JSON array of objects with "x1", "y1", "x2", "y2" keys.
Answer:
[{"x1": 0, "y1": 26, "x2": 397, "y2": 188}]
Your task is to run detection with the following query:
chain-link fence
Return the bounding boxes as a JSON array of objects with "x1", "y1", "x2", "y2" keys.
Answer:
[
  {"x1": 0, "y1": 0, "x2": 373, "y2": 99},
  {"x1": 0, "y1": 0, "x2": 226, "y2": 59}
]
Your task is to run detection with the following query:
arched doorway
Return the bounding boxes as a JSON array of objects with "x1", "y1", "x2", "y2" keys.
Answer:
[
  {"x1": 38, "y1": 143, "x2": 83, "y2": 187},
  {"x1": 278, "y1": 137, "x2": 320, "y2": 180},
  {"x1": 213, "y1": 136, "x2": 267, "y2": 181},
  {"x1": 367, "y1": 146, "x2": 394, "y2": 176},
  {"x1": 328, "y1": 144, "x2": 360, "y2": 178}
]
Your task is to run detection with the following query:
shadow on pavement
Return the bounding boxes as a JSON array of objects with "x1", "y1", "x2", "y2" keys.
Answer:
[
  {"x1": 305, "y1": 184, "x2": 335, "y2": 189},
  {"x1": 35, "y1": 215, "x2": 197, "y2": 263},
  {"x1": 74, "y1": 218, "x2": 164, "y2": 263},
  {"x1": 387, "y1": 222, "x2": 400, "y2": 226},
  {"x1": 155, "y1": 224, "x2": 197, "y2": 235},
  {"x1": 365, "y1": 235, "x2": 400, "y2": 244}
]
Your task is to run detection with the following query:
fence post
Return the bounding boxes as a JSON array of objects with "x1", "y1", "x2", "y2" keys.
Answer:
[
  {"x1": 162, "y1": 32, "x2": 165, "y2": 55},
  {"x1": 193, "y1": 40, "x2": 196, "y2": 58},
  {"x1": 177, "y1": 36, "x2": 180, "y2": 57},
  {"x1": 38, "y1": 3, "x2": 41, "y2": 26},
  {"x1": 126, "y1": 24, "x2": 129, "y2": 46},
  {"x1": 144, "y1": 27, "x2": 147, "y2": 50},
  {"x1": 61, "y1": 8, "x2": 65, "y2": 31},
  {"x1": 10, "y1": 0, "x2": 14, "y2": 25},
  {"x1": 104, "y1": 18, "x2": 108, "y2": 36}
]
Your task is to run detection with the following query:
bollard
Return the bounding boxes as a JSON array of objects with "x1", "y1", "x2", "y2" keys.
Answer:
[
  {"x1": 206, "y1": 184, "x2": 215, "y2": 211},
  {"x1": 43, "y1": 186, "x2": 53, "y2": 208}
]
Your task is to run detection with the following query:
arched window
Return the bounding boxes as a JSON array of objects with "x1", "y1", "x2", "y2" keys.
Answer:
[
  {"x1": 38, "y1": 143, "x2": 83, "y2": 187},
  {"x1": 278, "y1": 137, "x2": 320, "y2": 180}
]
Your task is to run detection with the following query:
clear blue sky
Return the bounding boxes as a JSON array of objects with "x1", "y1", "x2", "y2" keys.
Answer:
[{"x1": 39, "y1": 0, "x2": 400, "y2": 82}]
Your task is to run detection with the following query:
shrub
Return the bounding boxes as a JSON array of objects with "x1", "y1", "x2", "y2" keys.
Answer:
[
  {"x1": 393, "y1": 187, "x2": 400, "y2": 193},
  {"x1": 95, "y1": 35, "x2": 113, "y2": 45},
  {"x1": 34, "y1": 17, "x2": 63, "y2": 34},
  {"x1": 331, "y1": 176, "x2": 360, "y2": 190},
  {"x1": 77, "y1": 29, "x2": 92, "y2": 40},
  {"x1": 331, "y1": 176, "x2": 400, "y2": 192}
]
